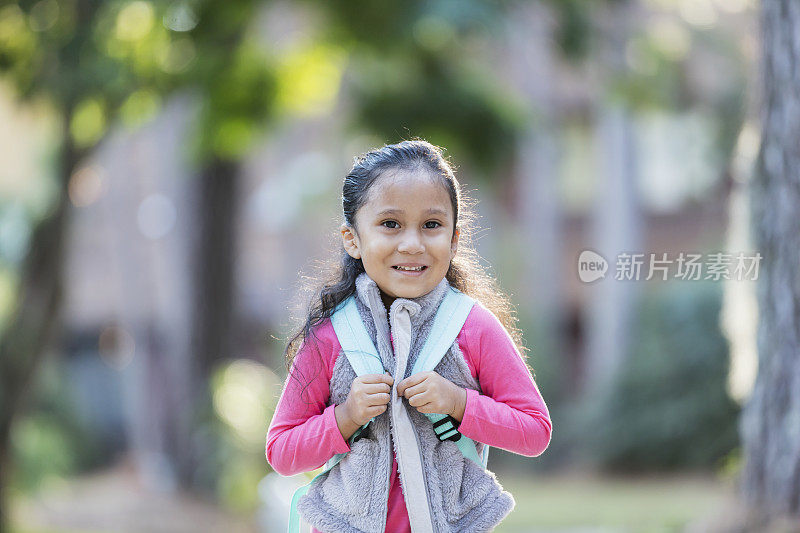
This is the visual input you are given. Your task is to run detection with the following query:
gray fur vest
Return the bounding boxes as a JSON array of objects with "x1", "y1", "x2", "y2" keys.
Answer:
[{"x1": 297, "y1": 273, "x2": 515, "y2": 532}]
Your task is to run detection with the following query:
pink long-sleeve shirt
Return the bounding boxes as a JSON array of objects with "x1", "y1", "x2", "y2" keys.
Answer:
[{"x1": 266, "y1": 301, "x2": 552, "y2": 533}]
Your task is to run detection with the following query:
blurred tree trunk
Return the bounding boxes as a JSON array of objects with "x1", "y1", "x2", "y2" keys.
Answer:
[
  {"x1": 582, "y1": 1, "x2": 642, "y2": 402},
  {"x1": 0, "y1": 108, "x2": 82, "y2": 533},
  {"x1": 180, "y1": 156, "x2": 239, "y2": 487},
  {"x1": 740, "y1": 0, "x2": 800, "y2": 522},
  {"x1": 192, "y1": 158, "x2": 238, "y2": 379},
  {"x1": 508, "y1": 2, "x2": 566, "y2": 397},
  {"x1": 583, "y1": 106, "x2": 641, "y2": 400}
]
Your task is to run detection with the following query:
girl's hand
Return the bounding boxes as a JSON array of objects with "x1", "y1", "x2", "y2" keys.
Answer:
[
  {"x1": 343, "y1": 372, "x2": 394, "y2": 427},
  {"x1": 396, "y1": 371, "x2": 467, "y2": 421}
]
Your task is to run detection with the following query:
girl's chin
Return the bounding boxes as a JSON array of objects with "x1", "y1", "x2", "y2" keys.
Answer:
[
  {"x1": 385, "y1": 283, "x2": 438, "y2": 300},
  {"x1": 380, "y1": 286, "x2": 423, "y2": 299}
]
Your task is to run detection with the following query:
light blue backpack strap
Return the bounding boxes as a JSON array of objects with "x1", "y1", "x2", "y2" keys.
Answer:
[
  {"x1": 330, "y1": 296, "x2": 385, "y2": 376},
  {"x1": 411, "y1": 287, "x2": 475, "y2": 375},
  {"x1": 287, "y1": 484, "x2": 308, "y2": 533},
  {"x1": 330, "y1": 295, "x2": 383, "y2": 434}
]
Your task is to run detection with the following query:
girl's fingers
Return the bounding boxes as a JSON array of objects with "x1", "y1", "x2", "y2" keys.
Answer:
[
  {"x1": 364, "y1": 391, "x2": 391, "y2": 405},
  {"x1": 408, "y1": 391, "x2": 431, "y2": 407},
  {"x1": 360, "y1": 373, "x2": 394, "y2": 386},
  {"x1": 358, "y1": 382, "x2": 392, "y2": 394},
  {"x1": 401, "y1": 382, "x2": 425, "y2": 399},
  {"x1": 398, "y1": 373, "x2": 428, "y2": 395}
]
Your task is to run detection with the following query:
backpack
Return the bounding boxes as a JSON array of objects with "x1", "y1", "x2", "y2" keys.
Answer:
[{"x1": 286, "y1": 286, "x2": 489, "y2": 533}]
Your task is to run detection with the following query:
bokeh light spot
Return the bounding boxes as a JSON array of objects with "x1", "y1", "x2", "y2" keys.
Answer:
[
  {"x1": 162, "y1": 1, "x2": 198, "y2": 32},
  {"x1": 0, "y1": 5, "x2": 37, "y2": 60},
  {"x1": 679, "y1": 0, "x2": 718, "y2": 29},
  {"x1": 156, "y1": 36, "x2": 196, "y2": 74},
  {"x1": 68, "y1": 165, "x2": 106, "y2": 207},
  {"x1": 136, "y1": 193, "x2": 177, "y2": 240},
  {"x1": 115, "y1": 1, "x2": 155, "y2": 42},
  {"x1": 275, "y1": 43, "x2": 346, "y2": 117},
  {"x1": 213, "y1": 359, "x2": 279, "y2": 447},
  {"x1": 649, "y1": 18, "x2": 691, "y2": 61},
  {"x1": 70, "y1": 98, "x2": 106, "y2": 148},
  {"x1": 120, "y1": 89, "x2": 161, "y2": 127},
  {"x1": 98, "y1": 325, "x2": 136, "y2": 370}
]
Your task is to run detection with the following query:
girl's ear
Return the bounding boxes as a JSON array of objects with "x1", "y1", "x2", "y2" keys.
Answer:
[
  {"x1": 450, "y1": 227, "x2": 460, "y2": 258},
  {"x1": 341, "y1": 224, "x2": 361, "y2": 259}
]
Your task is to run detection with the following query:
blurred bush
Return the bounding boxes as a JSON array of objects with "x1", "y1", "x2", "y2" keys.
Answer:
[
  {"x1": 189, "y1": 358, "x2": 280, "y2": 513},
  {"x1": 583, "y1": 281, "x2": 740, "y2": 471},
  {"x1": 10, "y1": 355, "x2": 106, "y2": 492}
]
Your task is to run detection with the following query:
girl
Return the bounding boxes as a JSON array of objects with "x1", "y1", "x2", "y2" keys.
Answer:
[{"x1": 266, "y1": 139, "x2": 552, "y2": 532}]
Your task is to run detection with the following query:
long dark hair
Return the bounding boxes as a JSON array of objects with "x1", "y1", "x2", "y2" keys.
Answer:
[{"x1": 283, "y1": 138, "x2": 528, "y2": 381}]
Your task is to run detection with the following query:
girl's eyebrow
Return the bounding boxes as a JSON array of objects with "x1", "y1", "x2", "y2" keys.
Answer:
[{"x1": 376, "y1": 207, "x2": 448, "y2": 217}]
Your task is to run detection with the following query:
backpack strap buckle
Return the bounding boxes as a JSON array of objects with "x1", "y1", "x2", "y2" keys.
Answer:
[{"x1": 432, "y1": 415, "x2": 462, "y2": 442}]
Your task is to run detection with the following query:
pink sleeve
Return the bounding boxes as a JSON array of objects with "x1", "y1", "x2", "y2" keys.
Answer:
[
  {"x1": 265, "y1": 320, "x2": 352, "y2": 476},
  {"x1": 455, "y1": 303, "x2": 552, "y2": 457}
]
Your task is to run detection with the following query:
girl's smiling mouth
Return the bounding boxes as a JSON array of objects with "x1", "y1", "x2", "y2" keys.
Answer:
[{"x1": 392, "y1": 264, "x2": 428, "y2": 275}]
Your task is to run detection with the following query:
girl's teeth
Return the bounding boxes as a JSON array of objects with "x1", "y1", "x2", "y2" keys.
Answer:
[{"x1": 396, "y1": 266, "x2": 424, "y2": 271}]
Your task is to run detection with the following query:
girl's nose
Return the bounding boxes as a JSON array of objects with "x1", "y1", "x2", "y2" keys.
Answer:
[{"x1": 397, "y1": 230, "x2": 425, "y2": 253}]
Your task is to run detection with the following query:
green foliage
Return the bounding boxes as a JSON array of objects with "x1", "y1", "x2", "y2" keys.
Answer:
[
  {"x1": 312, "y1": 0, "x2": 527, "y2": 176},
  {"x1": 316, "y1": 0, "x2": 510, "y2": 52},
  {"x1": 181, "y1": 0, "x2": 279, "y2": 163},
  {"x1": 1, "y1": 1, "x2": 167, "y2": 110},
  {"x1": 545, "y1": 0, "x2": 594, "y2": 60},
  {"x1": 583, "y1": 281, "x2": 740, "y2": 471},
  {"x1": 191, "y1": 41, "x2": 277, "y2": 161},
  {"x1": 2, "y1": 0, "x2": 536, "y2": 170},
  {"x1": 348, "y1": 48, "x2": 529, "y2": 175},
  {"x1": 11, "y1": 413, "x2": 76, "y2": 492},
  {"x1": 0, "y1": 0, "x2": 279, "y2": 161},
  {"x1": 9, "y1": 356, "x2": 105, "y2": 493}
]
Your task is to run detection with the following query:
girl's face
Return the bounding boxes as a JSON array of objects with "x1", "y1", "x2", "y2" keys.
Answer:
[{"x1": 341, "y1": 170, "x2": 459, "y2": 306}]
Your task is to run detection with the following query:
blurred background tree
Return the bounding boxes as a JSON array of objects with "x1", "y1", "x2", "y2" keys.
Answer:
[
  {"x1": 0, "y1": 1, "x2": 182, "y2": 528},
  {"x1": 740, "y1": 0, "x2": 800, "y2": 525}
]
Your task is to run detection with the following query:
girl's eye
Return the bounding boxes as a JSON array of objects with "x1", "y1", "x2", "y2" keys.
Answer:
[{"x1": 382, "y1": 220, "x2": 441, "y2": 229}]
